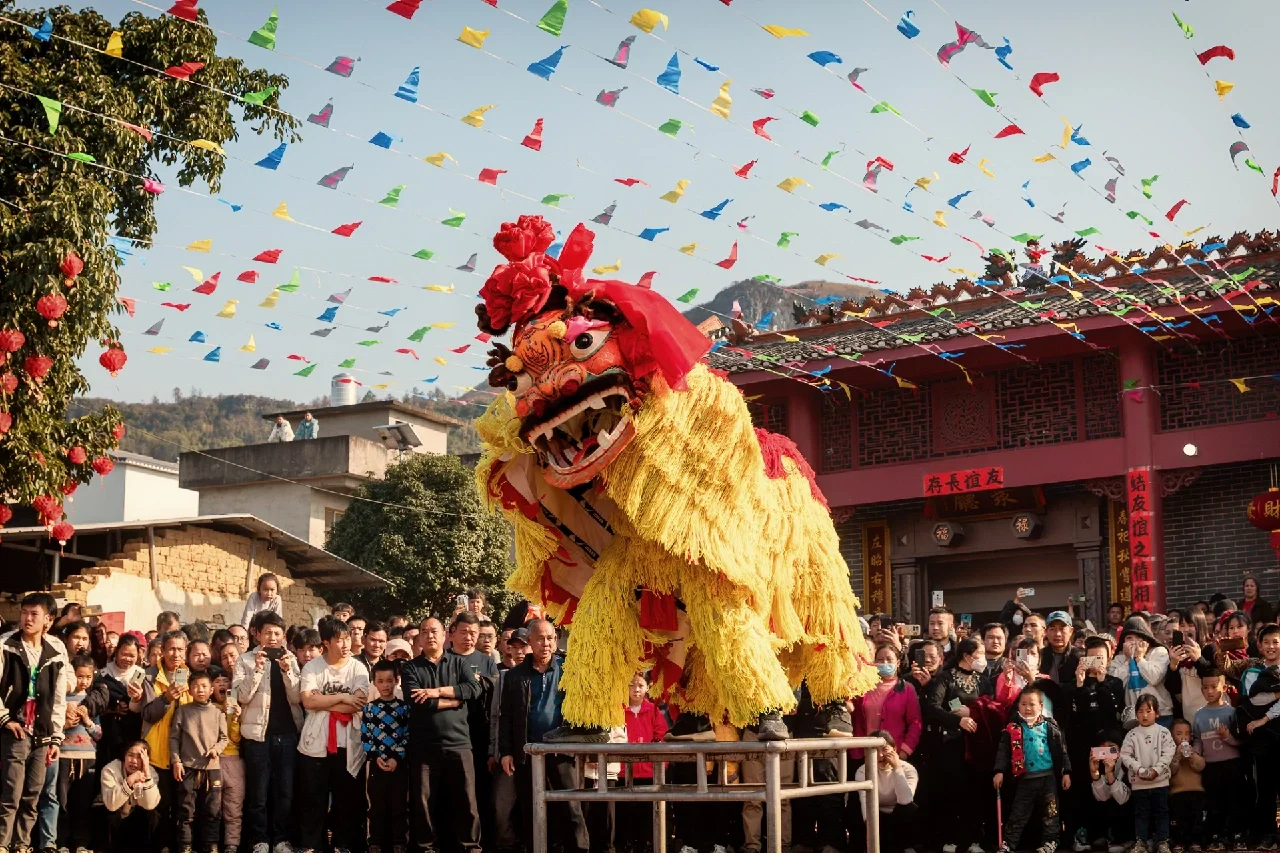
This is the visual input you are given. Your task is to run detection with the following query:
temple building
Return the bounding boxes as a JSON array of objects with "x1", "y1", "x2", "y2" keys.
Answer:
[{"x1": 709, "y1": 231, "x2": 1280, "y2": 626}]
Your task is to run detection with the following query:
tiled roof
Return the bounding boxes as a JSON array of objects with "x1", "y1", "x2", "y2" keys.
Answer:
[{"x1": 707, "y1": 230, "x2": 1280, "y2": 374}]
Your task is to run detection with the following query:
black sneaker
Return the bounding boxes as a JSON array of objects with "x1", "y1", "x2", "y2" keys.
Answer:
[
  {"x1": 665, "y1": 713, "x2": 716, "y2": 742},
  {"x1": 818, "y1": 702, "x2": 853, "y2": 737},
  {"x1": 756, "y1": 711, "x2": 791, "y2": 741},
  {"x1": 543, "y1": 724, "x2": 610, "y2": 743}
]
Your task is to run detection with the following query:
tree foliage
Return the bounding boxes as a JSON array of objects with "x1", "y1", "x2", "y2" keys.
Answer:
[
  {"x1": 325, "y1": 453, "x2": 516, "y2": 623},
  {"x1": 0, "y1": 4, "x2": 298, "y2": 524}
]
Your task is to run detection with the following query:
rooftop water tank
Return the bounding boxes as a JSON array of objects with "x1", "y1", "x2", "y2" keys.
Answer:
[{"x1": 330, "y1": 373, "x2": 359, "y2": 406}]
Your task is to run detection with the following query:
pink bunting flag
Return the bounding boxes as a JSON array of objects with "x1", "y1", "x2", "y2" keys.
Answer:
[
  {"x1": 1272, "y1": 166, "x2": 1280, "y2": 197},
  {"x1": 119, "y1": 297, "x2": 136, "y2": 317},
  {"x1": 994, "y1": 124, "x2": 1024, "y2": 138},
  {"x1": 752, "y1": 117, "x2": 778, "y2": 140},
  {"x1": 478, "y1": 168, "x2": 507, "y2": 185},
  {"x1": 1165, "y1": 199, "x2": 1190, "y2": 221},
  {"x1": 253, "y1": 248, "x2": 282, "y2": 263},
  {"x1": 959, "y1": 235, "x2": 985, "y2": 254},
  {"x1": 734, "y1": 160, "x2": 757, "y2": 178},
  {"x1": 142, "y1": 177, "x2": 165, "y2": 194},
  {"x1": 121, "y1": 122, "x2": 152, "y2": 141},
  {"x1": 395, "y1": 348, "x2": 419, "y2": 359},
  {"x1": 193, "y1": 272, "x2": 220, "y2": 294},
  {"x1": 752, "y1": 88, "x2": 775, "y2": 99},
  {"x1": 636, "y1": 271, "x2": 657, "y2": 289},
  {"x1": 450, "y1": 345, "x2": 471, "y2": 353},
  {"x1": 1197, "y1": 45, "x2": 1235, "y2": 65},
  {"x1": 167, "y1": 0, "x2": 199, "y2": 21},
  {"x1": 332, "y1": 221, "x2": 362, "y2": 237},
  {"x1": 386, "y1": 0, "x2": 422, "y2": 19},
  {"x1": 716, "y1": 243, "x2": 739, "y2": 269},
  {"x1": 237, "y1": 270, "x2": 259, "y2": 283},
  {"x1": 475, "y1": 333, "x2": 492, "y2": 343},
  {"x1": 615, "y1": 177, "x2": 649, "y2": 187},
  {"x1": 165, "y1": 62, "x2": 205, "y2": 79},
  {"x1": 522, "y1": 117, "x2": 544, "y2": 151},
  {"x1": 368, "y1": 276, "x2": 398, "y2": 283},
  {"x1": 921, "y1": 254, "x2": 951, "y2": 263},
  {"x1": 1029, "y1": 71, "x2": 1060, "y2": 97}
]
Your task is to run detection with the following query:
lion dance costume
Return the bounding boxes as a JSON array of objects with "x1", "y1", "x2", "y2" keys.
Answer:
[{"x1": 473, "y1": 215, "x2": 877, "y2": 730}]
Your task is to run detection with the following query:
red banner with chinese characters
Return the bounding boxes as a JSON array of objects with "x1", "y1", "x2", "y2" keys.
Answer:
[
  {"x1": 862, "y1": 520, "x2": 892, "y2": 615},
  {"x1": 1108, "y1": 501, "x2": 1131, "y2": 614},
  {"x1": 1126, "y1": 467, "x2": 1156, "y2": 612},
  {"x1": 923, "y1": 466, "x2": 1005, "y2": 497}
]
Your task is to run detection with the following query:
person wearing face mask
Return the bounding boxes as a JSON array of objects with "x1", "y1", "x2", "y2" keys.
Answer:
[
  {"x1": 994, "y1": 688, "x2": 1072, "y2": 853},
  {"x1": 852, "y1": 646, "x2": 922, "y2": 759},
  {"x1": 1108, "y1": 617, "x2": 1173, "y2": 727},
  {"x1": 922, "y1": 638, "x2": 992, "y2": 853}
]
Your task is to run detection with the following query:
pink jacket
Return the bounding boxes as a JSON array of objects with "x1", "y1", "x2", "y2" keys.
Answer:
[
  {"x1": 624, "y1": 700, "x2": 668, "y2": 779},
  {"x1": 852, "y1": 679, "x2": 922, "y2": 757}
]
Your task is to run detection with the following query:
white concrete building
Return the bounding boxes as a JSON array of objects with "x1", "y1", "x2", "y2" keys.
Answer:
[{"x1": 66, "y1": 450, "x2": 199, "y2": 525}]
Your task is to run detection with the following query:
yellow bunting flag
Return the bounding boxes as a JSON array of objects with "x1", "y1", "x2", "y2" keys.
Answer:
[
  {"x1": 761, "y1": 24, "x2": 809, "y2": 37},
  {"x1": 272, "y1": 201, "x2": 292, "y2": 221},
  {"x1": 431, "y1": 322, "x2": 457, "y2": 329},
  {"x1": 679, "y1": 242, "x2": 698, "y2": 255},
  {"x1": 933, "y1": 210, "x2": 948, "y2": 228},
  {"x1": 461, "y1": 105, "x2": 496, "y2": 128},
  {"x1": 895, "y1": 376, "x2": 917, "y2": 390},
  {"x1": 1183, "y1": 226, "x2": 1206, "y2": 237},
  {"x1": 216, "y1": 299, "x2": 239, "y2": 318},
  {"x1": 181, "y1": 266, "x2": 203, "y2": 282},
  {"x1": 1229, "y1": 378, "x2": 1250, "y2": 393},
  {"x1": 106, "y1": 31, "x2": 123, "y2": 57},
  {"x1": 422, "y1": 284, "x2": 455, "y2": 293},
  {"x1": 1059, "y1": 117, "x2": 1072, "y2": 149},
  {"x1": 915, "y1": 172, "x2": 939, "y2": 190},
  {"x1": 259, "y1": 289, "x2": 280, "y2": 309},
  {"x1": 186, "y1": 238, "x2": 212, "y2": 252},
  {"x1": 978, "y1": 158, "x2": 996, "y2": 178},
  {"x1": 777, "y1": 176, "x2": 810, "y2": 193},
  {"x1": 239, "y1": 336, "x2": 256, "y2": 353},
  {"x1": 458, "y1": 26, "x2": 490, "y2": 48},
  {"x1": 630, "y1": 9, "x2": 669, "y2": 32},
  {"x1": 189, "y1": 139, "x2": 226, "y2": 155},
  {"x1": 592, "y1": 259, "x2": 622, "y2": 274},
  {"x1": 434, "y1": 356, "x2": 447, "y2": 366},
  {"x1": 147, "y1": 346, "x2": 172, "y2": 354},
  {"x1": 660, "y1": 179, "x2": 690, "y2": 203},
  {"x1": 1032, "y1": 152, "x2": 1057, "y2": 163},
  {"x1": 425, "y1": 152, "x2": 456, "y2": 167},
  {"x1": 780, "y1": 334, "x2": 799, "y2": 342},
  {"x1": 1215, "y1": 80, "x2": 1234, "y2": 99},
  {"x1": 814, "y1": 253, "x2": 840, "y2": 266},
  {"x1": 710, "y1": 80, "x2": 732, "y2": 119},
  {"x1": 373, "y1": 383, "x2": 393, "y2": 391},
  {"x1": 949, "y1": 268, "x2": 979, "y2": 276}
]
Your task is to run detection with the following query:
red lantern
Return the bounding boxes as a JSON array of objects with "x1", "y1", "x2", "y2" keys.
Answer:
[
  {"x1": 99, "y1": 346, "x2": 127, "y2": 377},
  {"x1": 0, "y1": 374, "x2": 16, "y2": 395},
  {"x1": 61, "y1": 252, "x2": 83, "y2": 285},
  {"x1": 0, "y1": 330, "x2": 23, "y2": 360},
  {"x1": 91, "y1": 456, "x2": 115, "y2": 476},
  {"x1": 0, "y1": 505, "x2": 11, "y2": 526},
  {"x1": 23, "y1": 356, "x2": 52, "y2": 382},
  {"x1": 1248, "y1": 488, "x2": 1280, "y2": 559},
  {"x1": 61, "y1": 480, "x2": 78, "y2": 497},
  {"x1": 113, "y1": 423, "x2": 126, "y2": 442},
  {"x1": 31, "y1": 494, "x2": 62, "y2": 525},
  {"x1": 51, "y1": 520, "x2": 75, "y2": 546},
  {"x1": 36, "y1": 293, "x2": 68, "y2": 327},
  {"x1": 0, "y1": 412, "x2": 10, "y2": 435},
  {"x1": 67, "y1": 446, "x2": 87, "y2": 465}
]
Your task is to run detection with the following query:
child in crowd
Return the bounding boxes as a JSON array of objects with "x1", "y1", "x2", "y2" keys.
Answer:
[
  {"x1": 187, "y1": 641, "x2": 213, "y2": 679},
  {"x1": 1089, "y1": 736, "x2": 1132, "y2": 853},
  {"x1": 170, "y1": 671, "x2": 229, "y2": 853},
  {"x1": 101, "y1": 741, "x2": 162, "y2": 853},
  {"x1": 361, "y1": 659, "x2": 410, "y2": 853},
  {"x1": 240, "y1": 573, "x2": 284, "y2": 629},
  {"x1": 60, "y1": 653, "x2": 103, "y2": 853},
  {"x1": 213, "y1": 663, "x2": 244, "y2": 853},
  {"x1": 1192, "y1": 669, "x2": 1245, "y2": 851},
  {"x1": 1168, "y1": 719, "x2": 1204, "y2": 853},
  {"x1": 1121, "y1": 694, "x2": 1176, "y2": 853},
  {"x1": 293, "y1": 628, "x2": 323, "y2": 668},
  {"x1": 994, "y1": 688, "x2": 1072, "y2": 853}
]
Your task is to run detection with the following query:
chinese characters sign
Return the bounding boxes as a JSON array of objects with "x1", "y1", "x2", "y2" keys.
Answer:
[
  {"x1": 1108, "y1": 500, "x2": 1131, "y2": 615},
  {"x1": 862, "y1": 520, "x2": 892, "y2": 615},
  {"x1": 1126, "y1": 467, "x2": 1156, "y2": 612},
  {"x1": 926, "y1": 486, "x2": 1045, "y2": 520},
  {"x1": 923, "y1": 466, "x2": 1005, "y2": 497}
]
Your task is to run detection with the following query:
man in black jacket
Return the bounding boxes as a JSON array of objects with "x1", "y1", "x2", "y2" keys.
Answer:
[
  {"x1": 402, "y1": 617, "x2": 485, "y2": 853},
  {"x1": 0, "y1": 592, "x2": 68, "y2": 853},
  {"x1": 498, "y1": 619, "x2": 590, "y2": 853}
]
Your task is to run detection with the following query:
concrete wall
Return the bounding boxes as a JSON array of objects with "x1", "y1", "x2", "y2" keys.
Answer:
[
  {"x1": 197, "y1": 480, "x2": 315, "y2": 546},
  {"x1": 67, "y1": 464, "x2": 199, "y2": 525},
  {"x1": 180, "y1": 436, "x2": 390, "y2": 490},
  {"x1": 310, "y1": 490, "x2": 352, "y2": 549},
  {"x1": 316, "y1": 409, "x2": 448, "y2": 455}
]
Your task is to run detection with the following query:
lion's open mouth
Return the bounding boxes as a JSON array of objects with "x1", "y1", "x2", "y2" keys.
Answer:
[{"x1": 522, "y1": 382, "x2": 635, "y2": 485}]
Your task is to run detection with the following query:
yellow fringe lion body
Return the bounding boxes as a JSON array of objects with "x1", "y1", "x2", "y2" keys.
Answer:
[{"x1": 476, "y1": 363, "x2": 877, "y2": 728}]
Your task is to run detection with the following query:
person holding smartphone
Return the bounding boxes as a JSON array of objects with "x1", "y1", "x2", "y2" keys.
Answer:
[
  {"x1": 136, "y1": 629, "x2": 192, "y2": 853},
  {"x1": 922, "y1": 638, "x2": 992, "y2": 853},
  {"x1": 1088, "y1": 738, "x2": 1132, "y2": 853}
]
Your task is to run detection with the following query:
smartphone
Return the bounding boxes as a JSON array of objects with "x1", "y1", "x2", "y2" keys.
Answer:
[
  {"x1": 906, "y1": 624, "x2": 922, "y2": 639},
  {"x1": 1017, "y1": 587, "x2": 1036, "y2": 598},
  {"x1": 1220, "y1": 637, "x2": 1246, "y2": 652},
  {"x1": 1172, "y1": 630, "x2": 1185, "y2": 647},
  {"x1": 912, "y1": 648, "x2": 926, "y2": 668},
  {"x1": 456, "y1": 594, "x2": 469, "y2": 610},
  {"x1": 264, "y1": 646, "x2": 285, "y2": 661},
  {"x1": 1016, "y1": 649, "x2": 1029, "y2": 665},
  {"x1": 129, "y1": 668, "x2": 147, "y2": 690},
  {"x1": 1081, "y1": 655, "x2": 1103, "y2": 672},
  {"x1": 1090, "y1": 746, "x2": 1117, "y2": 761},
  {"x1": 173, "y1": 668, "x2": 189, "y2": 688},
  {"x1": 948, "y1": 698, "x2": 962, "y2": 712}
]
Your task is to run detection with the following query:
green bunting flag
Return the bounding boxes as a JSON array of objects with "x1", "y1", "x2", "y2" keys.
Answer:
[
  {"x1": 537, "y1": 0, "x2": 568, "y2": 36},
  {"x1": 1125, "y1": 211, "x2": 1153, "y2": 226},
  {"x1": 889, "y1": 235, "x2": 920, "y2": 245},
  {"x1": 407, "y1": 327, "x2": 430, "y2": 342},
  {"x1": 67, "y1": 152, "x2": 96, "y2": 163},
  {"x1": 1141, "y1": 174, "x2": 1159, "y2": 198},
  {"x1": 412, "y1": 249, "x2": 435, "y2": 260},
  {"x1": 294, "y1": 364, "x2": 316, "y2": 377},
  {"x1": 657, "y1": 118, "x2": 682, "y2": 136},
  {"x1": 1075, "y1": 226, "x2": 1100, "y2": 237},
  {"x1": 339, "y1": 358, "x2": 357, "y2": 368},
  {"x1": 753, "y1": 274, "x2": 782, "y2": 283},
  {"x1": 799, "y1": 110, "x2": 820, "y2": 126},
  {"x1": 1011, "y1": 233, "x2": 1042, "y2": 243},
  {"x1": 248, "y1": 7, "x2": 279, "y2": 49},
  {"x1": 972, "y1": 88, "x2": 998, "y2": 107},
  {"x1": 243, "y1": 87, "x2": 276, "y2": 105},
  {"x1": 820, "y1": 150, "x2": 840, "y2": 167},
  {"x1": 379, "y1": 185, "x2": 406, "y2": 207},
  {"x1": 35, "y1": 95, "x2": 61, "y2": 134},
  {"x1": 153, "y1": 282, "x2": 172, "y2": 291},
  {"x1": 278, "y1": 268, "x2": 300, "y2": 292},
  {"x1": 541, "y1": 193, "x2": 571, "y2": 207},
  {"x1": 777, "y1": 232, "x2": 799, "y2": 248},
  {"x1": 870, "y1": 101, "x2": 901, "y2": 116},
  {"x1": 442, "y1": 209, "x2": 466, "y2": 227},
  {"x1": 676, "y1": 288, "x2": 699, "y2": 303},
  {"x1": 357, "y1": 340, "x2": 380, "y2": 347}
]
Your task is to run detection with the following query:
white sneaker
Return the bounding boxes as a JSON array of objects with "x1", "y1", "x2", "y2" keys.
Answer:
[
  {"x1": 944, "y1": 845, "x2": 959, "y2": 853},
  {"x1": 969, "y1": 845, "x2": 986, "y2": 853},
  {"x1": 251, "y1": 846, "x2": 268, "y2": 853},
  {"x1": 272, "y1": 844, "x2": 293, "y2": 853}
]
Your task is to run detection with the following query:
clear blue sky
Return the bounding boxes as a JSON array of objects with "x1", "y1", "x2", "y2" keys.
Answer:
[{"x1": 30, "y1": 0, "x2": 1280, "y2": 403}]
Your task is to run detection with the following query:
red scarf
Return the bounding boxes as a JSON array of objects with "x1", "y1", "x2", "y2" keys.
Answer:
[
  {"x1": 327, "y1": 711, "x2": 353, "y2": 754},
  {"x1": 1005, "y1": 722, "x2": 1027, "y2": 777}
]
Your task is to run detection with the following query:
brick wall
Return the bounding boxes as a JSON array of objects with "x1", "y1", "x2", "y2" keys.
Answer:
[
  {"x1": 1158, "y1": 332, "x2": 1280, "y2": 430},
  {"x1": 1163, "y1": 461, "x2": 1280, "y2": 609},
  {"x1": 835, "y1": 498, "x2": 929, "y2": 614}
]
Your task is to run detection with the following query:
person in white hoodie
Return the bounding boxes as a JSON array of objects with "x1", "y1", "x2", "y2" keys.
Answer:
[
  {"x1": 1109, "y1": 617, "x2": 1173, "y2": 726},
  {"x1": 1120, "y1": 695, "x2": 1175, "y2": 853},
  {"x1": 240, "y1": 573, "x2": 285, "y2": 629}
]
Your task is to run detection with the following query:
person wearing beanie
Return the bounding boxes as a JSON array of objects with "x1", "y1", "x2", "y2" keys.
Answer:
[{"x1": 1108, "y1": 617, "x2": 1173, "y2": 726}]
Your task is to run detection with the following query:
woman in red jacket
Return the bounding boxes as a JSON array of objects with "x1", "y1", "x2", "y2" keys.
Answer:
[{"x1": 620, "y1": 672, "x2": 668, "y2": 851}]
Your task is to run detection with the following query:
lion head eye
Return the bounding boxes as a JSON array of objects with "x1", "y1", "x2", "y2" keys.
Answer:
[
  {"x1": 569, "y1": 329, "x2": 609, "y2": 361},
  {"x1": 507, "y1": 373, "x2": 533, "y2": 394}
]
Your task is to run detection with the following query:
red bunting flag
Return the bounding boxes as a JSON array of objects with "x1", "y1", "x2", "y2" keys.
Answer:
[
  {"x1": 475, "y1": 333, "x2": 492, "y2": 343},
  {"x1": 1029, "y1": 71, "x2": 1060, "y2": 97},
  {"x1": 119, "y1": 297, "x2": 136, "y2": 317},
  {"x1": 1165, "y1": 199, "x2": 1190, "y2": 221},
  {"x1": 752, "y1": 117, "x2": 778, "y2": 140},
  {"x1": 162, "y1": 303, "x2": 191, "y2": 311},
  {"x1": 1197, "y1": 45, "x2": 1235, "y2": 65},
  {"x1": 450, "y1": 345, "x2": 471, "y2": 353},
  {"x1": 332, "y1": 221, "x2": 362, "y2": 237},
  {"x1": 872, "y1": 156, "x2": 895, "y2": 171},
  {"x1": 636, "y1": 271, "x2": 657, "y2": 289},
  {"x1": 1272, "y1": 166, "x2": 1280, "y2": 197},
  {"x1": 253, "y1": 248, "x2": 282, "y2": 263},
  {"x1": 395, "y1": 348, "x2": 419, "y2": 359},
  {"x1": 921, "y1": 254, "x2": 951, "y2": 263},
  {"x1": 522, "y1": 118, "x2": 544, "y2": 151},
  {"x1": 734, "y1": 160, "x2": 757, "y2": 178},
  {"x1": 368, "y1": 276, "x2": 398, "y2": 283},
  {"x1": 848, "y1": 276, "x2": 881, "y2": 284},
  {"x1": 121, "y1": 123, "x2": 153, "y2": 141},
  {"x1": 948, "y1": 144, "x2": 971, "y2": 164},
  {"x1": 386, "y1": 0, "x2": 422, "y2": 19},
  {"x1": 994, "y1": 124, "x2": 1024, "y2": 138},
  {"x1": 192, "y1": 272, "x2": 220, "y2": 294},
  {"x1": 615, "y1": 177, "x2": 648, "y2": 187},
  {"x1": 716, "y1": 242, "x2": 739, "y2": 269},
  {"x1": 167, "y1": 0, "x2": 199, "y2": 20},
  {"x1": 287, "y1": 354, "x2": 310, "y2": 362},
  {"x1": 165, "y1": 62, "x2": 205, "y2": 79},
  {"x1": 236, "y1": 270, "x2": 259, "y2": 283},
  {"x1": 478, "y1": 168, "x2": 507, "y2": 185}
]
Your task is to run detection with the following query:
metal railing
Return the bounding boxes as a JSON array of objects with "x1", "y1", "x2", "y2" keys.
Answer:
[{"x1": 526, "y1": 736, "x2": 886, "y2": 853}]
